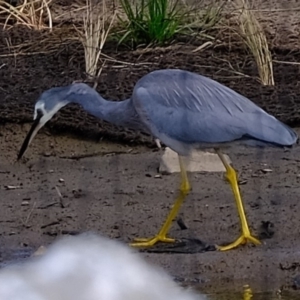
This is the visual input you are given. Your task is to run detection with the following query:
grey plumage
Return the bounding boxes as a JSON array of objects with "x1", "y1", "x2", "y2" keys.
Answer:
[
  {"x1": 18, "y1": 68, "x2": 297, "y2": 250},
  {"x1": 18, "y1": 68, "x2": 297, "y2": 159},
  {"x1": 133, "y1": 70, "x2": 297, "y2": 153}
]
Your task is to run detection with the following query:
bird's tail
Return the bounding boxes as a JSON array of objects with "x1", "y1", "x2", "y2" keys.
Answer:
[{"x1": 247, "y1": 113, "x2": 298, "y2": 147}]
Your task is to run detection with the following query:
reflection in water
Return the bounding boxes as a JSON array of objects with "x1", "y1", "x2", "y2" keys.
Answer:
[
  {"x1": 0, "y1": 248, "x2": 298, "y2": 300},
  {"x1": 208, "y1": 285, "x2": 298, "y2": 300},
  {"x1": 243, "y1": 285, "x2": 253, "y2": 300}
]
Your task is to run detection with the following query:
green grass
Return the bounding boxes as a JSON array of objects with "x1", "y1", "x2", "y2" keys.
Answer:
[
  {"x1": 117, "y1": 0, "x2": 185, "y2": 47},
  {"x1": 116, "y1": 0, "x2": 224, "y2": 48}
]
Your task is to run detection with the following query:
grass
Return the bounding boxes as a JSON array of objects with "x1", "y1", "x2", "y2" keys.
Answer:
[
  {"x1": 231, "y1": 0, "x2": 274, "y2": 86},
  {"x1": 182, "y1": 0, "x2": 224, "y2": 35},
  {"x1": 116, "y1": 0, "x2": 226, "y2": 48},
  {"x1": 74, "y1": 0, "x2": 116, "y2": 85},
  {"x1": 0, "y1": 0, "x2": 53, "y2": 30},
  {"x1": 0, "y1": 0, "x2": 277, "y2": 89},
  {"x1": 117, "y1": 0, "x2": 186, "y2": 47}
]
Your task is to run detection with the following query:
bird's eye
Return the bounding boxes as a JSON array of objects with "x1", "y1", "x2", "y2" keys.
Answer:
[{"x1": 36, "y1": 108, "x2": 44, "y2": 118}]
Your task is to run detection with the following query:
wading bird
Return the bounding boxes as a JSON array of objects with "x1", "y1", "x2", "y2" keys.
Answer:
[{"x1": 18, "y1": 69, "x2": 298, "y2": 251}]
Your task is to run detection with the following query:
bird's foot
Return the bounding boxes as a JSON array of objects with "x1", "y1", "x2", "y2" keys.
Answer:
[
  {"x1": 130, "y1": 235, "x2": 175, "y2": 248},
  {"x1": 217, "y1": 234, "x2": 261, "y2": 251}
]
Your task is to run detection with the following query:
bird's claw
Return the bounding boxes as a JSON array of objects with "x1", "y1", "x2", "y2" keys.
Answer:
[
  {"x1": 130, "y1": 235, "x2": 175, "y2": 247},
  {"x1": 217, "y1": 234, "x2": 261, "y2": 251}
]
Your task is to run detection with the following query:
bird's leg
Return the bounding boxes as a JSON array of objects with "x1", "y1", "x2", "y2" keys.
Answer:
[
  {"x1": 214, "y1": 149, "x2": 261, "y2": 251},
  {"x1": 130, "y1": 156, "x2": 191, "y2": 247},
  {"x1": 154, "y1": 138, "x2": 162, "y2": 149}
]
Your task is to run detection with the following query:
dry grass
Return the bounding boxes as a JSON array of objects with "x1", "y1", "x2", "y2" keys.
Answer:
[
  {"x1": 182, "y1": 0, "x2": 225, "y2": 33},
  {"x1": 74, "y1": 0, "x2": 116, "y2": 86},
  {"x1": 0, "y1": 0, "x2": 277, "y2": 88},
  {"x1": 0, "y1": 26, "x2": 78, "y2": 57},
  {"x1": 0, "y1": 0, "x2": 53, "y2": 30},
  {"x1": 231, "y1": 0, "x2": 274, "y2": 86}
]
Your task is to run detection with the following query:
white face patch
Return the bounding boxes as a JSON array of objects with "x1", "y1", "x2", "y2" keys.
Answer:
[
  {"x1": 34, "y1": 101, "x2": 69, "y2": 123},
  {"x1": 34, "y1": 102, "x2": 47, "y2": 120},
  {"x1": 29, "y1": 100, "x2": 70, "y2": 147}
]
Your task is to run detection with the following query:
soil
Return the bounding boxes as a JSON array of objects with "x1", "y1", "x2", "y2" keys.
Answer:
[{"x1": 1, "y1": 23, "x2": 300, "y2": 295}]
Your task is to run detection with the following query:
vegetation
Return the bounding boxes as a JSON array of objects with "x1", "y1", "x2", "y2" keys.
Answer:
[
  {"x1": 75, "y1": 0, "x2": 116, "y2": 85},
  {"x1": 0, "y1": 0, "x2": 52, "y2": 30},
  {"x1": 180, "y1": 1, "x2": 224, "y2": 39},
  {"x1": 0, "y1": 0, "x2": 277, "y2": 86},
  {"x1": 117, "y1": 0, "x2": 184, "y2": 46},
  {"x1": 232, "y1": 0, "x2": 274, "y2": 85}
]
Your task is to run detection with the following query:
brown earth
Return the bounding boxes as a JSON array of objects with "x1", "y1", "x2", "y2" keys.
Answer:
[{"x1": 1, "y1": 23, "x2": 300, "y2": 296}]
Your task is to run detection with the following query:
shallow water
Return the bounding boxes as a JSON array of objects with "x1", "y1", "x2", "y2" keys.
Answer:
[
  {"x1": 209, "y1": 290, "x2": 298, "y2": 300},
  {"x1": 1, "y1": 249, "x2": 298, "y2": 300}
]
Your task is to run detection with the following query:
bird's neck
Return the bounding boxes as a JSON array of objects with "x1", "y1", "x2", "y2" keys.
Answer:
[
  {"x1": 71, "y1": 93, "x2": 143, "y2": 130},
  {"x1": 94, "y1": 97, "x2": 134, "y2": 127}
]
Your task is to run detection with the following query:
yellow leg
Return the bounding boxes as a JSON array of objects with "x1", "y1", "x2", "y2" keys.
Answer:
[
  {"x1": 130, "y1": 156, "x2": 191, "y2": 248},
  {"x1": 215, "y1": 149, "x2": 261, "y2": 251}
]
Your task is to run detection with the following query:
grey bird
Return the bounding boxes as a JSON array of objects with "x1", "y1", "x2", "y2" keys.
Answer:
[{"x1": 17, "y1": 69, "x2": 298, "y2": 251}]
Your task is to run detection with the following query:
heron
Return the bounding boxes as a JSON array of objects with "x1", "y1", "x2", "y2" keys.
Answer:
[{"x1": 17, "y1": 69, "x2": 298, "y2": 251}]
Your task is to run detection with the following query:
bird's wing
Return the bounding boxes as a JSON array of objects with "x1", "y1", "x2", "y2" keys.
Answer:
[{"x1": 132, "y1": 70, "x2": 297, "y2": 147}]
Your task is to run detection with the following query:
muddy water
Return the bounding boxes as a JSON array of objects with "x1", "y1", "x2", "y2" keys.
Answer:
[{"x1": 209, "y1": 291, "x2": 298, "y2": 300}]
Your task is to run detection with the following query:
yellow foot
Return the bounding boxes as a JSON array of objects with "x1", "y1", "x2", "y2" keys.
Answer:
[
  {"x1": 217, "y1": 234, "x2": 261, "y2": 251},
  {"x1": 130, "y1": 236, "x2": 176, "y2": 247}
]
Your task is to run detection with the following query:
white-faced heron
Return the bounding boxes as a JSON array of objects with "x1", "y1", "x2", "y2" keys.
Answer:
[{"x1": 18, "y1": 69, "x2": 298, "y2": 250}]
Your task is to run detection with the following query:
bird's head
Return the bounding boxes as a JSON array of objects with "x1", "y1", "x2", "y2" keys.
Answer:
[{"x1": 17, "y1": 86, "x2": 70, "y2": 160}]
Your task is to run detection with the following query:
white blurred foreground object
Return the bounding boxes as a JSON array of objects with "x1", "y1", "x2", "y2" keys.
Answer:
[
  {"x1": 160, "y1": 147, "x2": 231, "y2": 174},
  {"x1": 0, "y1": 233, "x2": 205, "y2": 300}
]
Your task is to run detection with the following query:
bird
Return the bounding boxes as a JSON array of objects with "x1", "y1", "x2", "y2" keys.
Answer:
[
  {"x1": 17, "y1": 69, "x2": 298, "y2": 251},
  {"x1": 0, "y1": 233, "x2": 204, "y2": 300}
]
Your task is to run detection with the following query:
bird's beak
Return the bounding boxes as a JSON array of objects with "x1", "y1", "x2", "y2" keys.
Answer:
[{"x1": 17, "y1": 110, "x2": 44, "y2": 160}]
